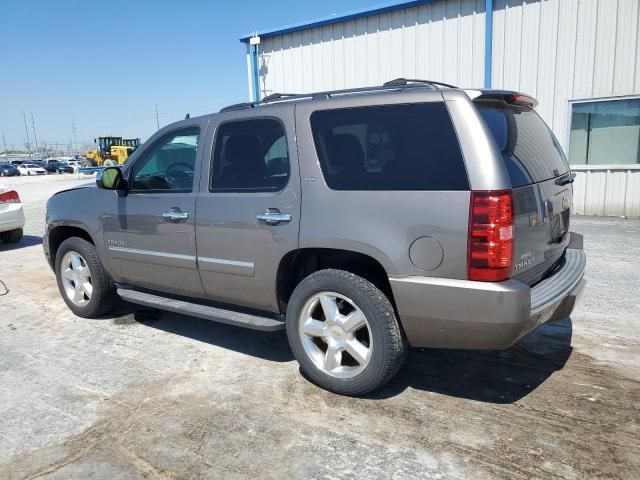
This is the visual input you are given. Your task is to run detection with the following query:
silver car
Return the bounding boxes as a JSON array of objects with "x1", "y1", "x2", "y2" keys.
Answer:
[{"x1": 44, "y1": 79, "x2": 585, "y2": 395}]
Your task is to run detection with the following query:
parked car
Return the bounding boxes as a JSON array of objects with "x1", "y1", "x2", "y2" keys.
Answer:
[
  {"x1": 17, "y1": 163, "x2": 46, "y2": 176},
  {"x1": 41, "y1": 160, "x2": 74, "y2": 174},
  {"x1": 0, "y1": 186, "x2": 25, "y2": 243},
  {"x1": 0, "y1": 163, "x2": 20, "y2": 177},
  {"x1": 43, "y1": 79, "x2": 586, "y2": 395}
]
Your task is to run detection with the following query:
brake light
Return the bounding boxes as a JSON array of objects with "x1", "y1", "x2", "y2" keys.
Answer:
[
  {"x1": 508, "y1": 93, "x2": 537, "y2": 107},
  {"x1": 0, "y1": 190, "x2": 20, "y2": 204},
  {"x1": 468, "y1": 190, "x2": 514, "y2": 282}
]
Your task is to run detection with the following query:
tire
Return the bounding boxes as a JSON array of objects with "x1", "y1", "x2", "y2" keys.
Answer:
[
  {"x1": 54, "y1": 237, "x2": 117, "y2": 318},
  {"x1": 103, "y1": 159, "x2": 116, "y2": 167},
  {"x1": 0, "y1": 228, "x2": 23, "y2": 243},
  {"x1": 286, "y1": 269, "x2": 407, "y2": 396}
]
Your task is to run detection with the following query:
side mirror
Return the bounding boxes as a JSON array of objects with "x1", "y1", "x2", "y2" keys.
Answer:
[{"x1": 96, "y1": 167, "x2": 125, "y2": 191}]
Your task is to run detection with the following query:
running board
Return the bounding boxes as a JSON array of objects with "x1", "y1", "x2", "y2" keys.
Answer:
[{"x1": 116, "y1": 288, "x2": 285, "y2": 331}]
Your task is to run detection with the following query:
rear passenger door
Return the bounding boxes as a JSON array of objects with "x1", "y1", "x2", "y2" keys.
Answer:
[{"x1": 196, "y1": 107, "x2": 300, "y2": 312}]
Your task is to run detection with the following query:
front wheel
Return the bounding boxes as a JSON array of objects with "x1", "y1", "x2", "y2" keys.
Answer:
[
  {"x1": 286, "y1": 269, "x2": 407, "y2": 396},
  {"x1": 54, "y1": 237, "x2": 117, "y2": 318}
]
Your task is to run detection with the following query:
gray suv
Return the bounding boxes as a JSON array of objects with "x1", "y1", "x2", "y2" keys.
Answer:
[{"x1": 44, "y1": 79, "x2": 586, "y2": 395}]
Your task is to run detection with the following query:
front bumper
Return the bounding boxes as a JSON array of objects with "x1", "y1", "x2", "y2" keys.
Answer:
[{"x1": 389, "y1": 233, "x2": 586, "y2": 350}]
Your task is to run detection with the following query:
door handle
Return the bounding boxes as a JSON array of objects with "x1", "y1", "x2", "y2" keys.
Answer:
[
  {"x1": 162, "y1": 208, "x2": 190, "y2": 222},
  {"x1": 257, "y1": 210, "x2": 292, "y2": 225}
]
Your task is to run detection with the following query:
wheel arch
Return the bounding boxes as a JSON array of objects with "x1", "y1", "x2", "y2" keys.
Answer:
[
  {"x1": 276, "y1": 247, "x2": 397, "y2": 315},
  {"x1": 48, "y1": 225, "x2": 96, "y2": 267}
]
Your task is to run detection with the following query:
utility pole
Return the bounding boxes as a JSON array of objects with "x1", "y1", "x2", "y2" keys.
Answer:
[
  {"x1": 2, "y1": 134, "x2": 7, "y2": 155},
  {"x1": 71, "y1": 119, "x2": 77, "y2": 154},
  {"x1": 22, "y1": 111, "x2": 32, "y2": 155},
  {"x1": 155, "y1": 104, "x2": 160, "y2": 131},
  {"x1": 30, "y1": 113, "x2": 39, "y2": 153}
]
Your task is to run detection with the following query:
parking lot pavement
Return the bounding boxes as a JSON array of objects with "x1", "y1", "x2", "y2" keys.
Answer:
[{"x1": 0, "y1": 177, "x2": 639, "y2": 479}]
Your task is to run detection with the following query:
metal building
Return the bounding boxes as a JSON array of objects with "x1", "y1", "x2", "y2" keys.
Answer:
[{"x1": 241, "y1": 0, "x2": 640, "y2": 217}]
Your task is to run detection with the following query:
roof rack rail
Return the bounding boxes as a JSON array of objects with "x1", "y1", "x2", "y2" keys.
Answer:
[
  {"x1": 383, "y1": 78, "x2": 458, "y2": 89},
  {"x1": 219, "y1": 78, "x2": 457, "y2": 112},
  {"x1": 220, "y1": 102, "x2": 255, "y2": 112}
]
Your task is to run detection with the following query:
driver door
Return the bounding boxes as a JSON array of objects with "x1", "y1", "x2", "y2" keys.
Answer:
[{"x1": 102, "y1": 125, "x2": 205, "y2": 297}]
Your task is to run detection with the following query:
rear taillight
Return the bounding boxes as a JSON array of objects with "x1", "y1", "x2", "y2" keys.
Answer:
[
  {"x1": 468, "y1": 190, "x2": 514, "y2": 282},
  {"x1": 0, "y1": 190, "x2": 20, "y2": 204}
]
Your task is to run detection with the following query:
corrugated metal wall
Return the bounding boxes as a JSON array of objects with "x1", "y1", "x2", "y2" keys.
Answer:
[
  {"x1": 492, "y1": 0, "x2": 640, "y2": 153},
  {"x1": 253, "y1": 0, "x2": 640, "y2": 217},
  {"x1": 258, "y1": 0, "x2": 486, "y2": 96},
  {"x1": 573, "y1": 166, "x2": 640, "y2": 217}
]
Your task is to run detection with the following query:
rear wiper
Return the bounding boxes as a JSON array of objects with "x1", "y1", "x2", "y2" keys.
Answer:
[{"x1": 555, "y1": 172, "x2": 576, "y2": 186}]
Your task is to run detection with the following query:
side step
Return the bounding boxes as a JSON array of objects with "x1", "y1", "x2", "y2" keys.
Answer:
[{"x1": 116, "y1": 288, "x2": 285, "y2": 331}]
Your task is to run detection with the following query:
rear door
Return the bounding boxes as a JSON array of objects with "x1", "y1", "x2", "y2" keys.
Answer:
[
  {"x1": 195, "y1": 106, "x2": 300, "y2": 312},
  {"x1": 475, "y1": 100, "x2": 572, "y2": 285}
]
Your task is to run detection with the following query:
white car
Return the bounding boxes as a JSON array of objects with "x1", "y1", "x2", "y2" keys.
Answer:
[
  {"x1": 0, "y1": 185, "x2": 25, "y2": 243},
  {"x1": 17, "y1": 163, "x2": 46, "y2": 176}
]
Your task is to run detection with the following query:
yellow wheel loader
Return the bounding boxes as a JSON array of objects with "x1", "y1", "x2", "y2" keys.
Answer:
[{"x1": 82, "y1": 136, "x2": 141, "y2": 168}]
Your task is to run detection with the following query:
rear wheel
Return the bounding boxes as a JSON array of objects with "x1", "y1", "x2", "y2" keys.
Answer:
[
  {"x1": 286, "y1": 269, "x2": 407, "y2": 396},
  {"x1": 0, "y1": 228, "x2": 23, "y2": 243},
  {"x1": 55, "y1": 237, "x2": 117, "y2": 318}
]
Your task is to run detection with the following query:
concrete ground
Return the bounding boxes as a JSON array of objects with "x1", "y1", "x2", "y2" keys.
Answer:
[{"x1": 0, "y1": 175, "x2": 639, "y2": 479}]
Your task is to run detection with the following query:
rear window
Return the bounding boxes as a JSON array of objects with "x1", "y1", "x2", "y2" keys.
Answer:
[
  {"x1": 310, "y1": 103, "x2": 469, "y2": 191},
  {"x1": 477, "y1": 104, "x2": 569, "y2": 187}
]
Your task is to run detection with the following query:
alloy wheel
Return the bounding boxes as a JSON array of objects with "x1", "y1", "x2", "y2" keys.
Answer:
[
  {"x1": 299, "y1": 291, "x2": 372, "y2": 378},
  {"x1": 60, "y1": 251, "x2": 93, "y2": 306}
]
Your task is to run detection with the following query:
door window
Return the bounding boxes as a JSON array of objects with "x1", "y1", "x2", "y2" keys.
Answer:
[
  {"x1": 131, "y1": 128, "x2": 199, "y2": 192},
  {"x1": 211, "y1": 119, "x2": 289, "y2": 192}
]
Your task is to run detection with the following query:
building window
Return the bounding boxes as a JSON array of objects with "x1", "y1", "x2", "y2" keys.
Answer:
[{"x1": 569, "y1": 98, "x2": 640, "y2": 165}]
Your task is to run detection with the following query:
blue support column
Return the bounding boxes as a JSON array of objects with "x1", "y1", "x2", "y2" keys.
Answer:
[
  {"x1": 484, "y1": 0, "x2": 494, "y2": 88},
  {"x1": 250, "y1": 43, "x2": 261, "y2": 102}
]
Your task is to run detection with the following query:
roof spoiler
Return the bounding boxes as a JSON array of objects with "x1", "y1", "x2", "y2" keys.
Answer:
[{"x1": 471, "y1": 91, "x2": 538, "y2": 108}]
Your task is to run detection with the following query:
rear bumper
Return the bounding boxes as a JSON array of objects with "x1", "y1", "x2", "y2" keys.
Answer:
[
  {"x1": 390, "y1": 233, "x2": 586, "y2": 350},
  {"x1": 0, "y1": 204, "x2": 25, "y2": 234}
]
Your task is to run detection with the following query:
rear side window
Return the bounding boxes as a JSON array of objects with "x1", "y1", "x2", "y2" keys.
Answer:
[
  {"x1": 310, "y1": 103, "x2": 468, "y2": 191},
  {"x1": 477, "y1": 105, "x2": 569, "y2": 187},
  {"x1": 211, "y1": 118, "x2": 289, "y2": 192}
]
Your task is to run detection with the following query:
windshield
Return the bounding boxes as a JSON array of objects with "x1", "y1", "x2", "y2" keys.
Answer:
[{"x1": 477, "y1": 104, "x2": 569, "y2": 187}]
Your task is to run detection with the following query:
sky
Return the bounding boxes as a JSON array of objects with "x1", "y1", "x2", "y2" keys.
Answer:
[{"x1": 0, "y1": 0, "x2": 376, "y2": 152}]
